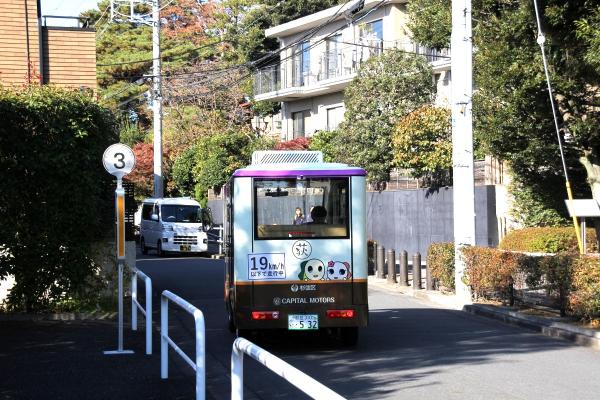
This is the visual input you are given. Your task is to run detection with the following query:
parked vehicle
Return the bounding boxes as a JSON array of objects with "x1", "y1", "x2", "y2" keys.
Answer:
[
  {"x1": 224, "y1": 151, "x2": 368, "y2": 345},
  {"x1": 139, "y1": 197, "x2": 212, "y2": 256}
]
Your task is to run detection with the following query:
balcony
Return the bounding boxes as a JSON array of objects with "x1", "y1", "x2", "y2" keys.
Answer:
[{"x1": 253, "y1": 41, "x2": 450, "y2": 102}]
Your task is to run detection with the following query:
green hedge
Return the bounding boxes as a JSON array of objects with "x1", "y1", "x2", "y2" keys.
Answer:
[
  {"x1": 499, "y1": 227, "x2": 597, "y2": 253},
  {"x1": 426, "y1": 242, "x2": 455, "y2": 290},
  {"x1": 0, "y1": 85, "x2": 118, "y2": 312}
]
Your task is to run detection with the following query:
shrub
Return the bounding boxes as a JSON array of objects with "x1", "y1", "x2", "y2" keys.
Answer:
[
  {"x1": 427, "y1": 242, "x2": 455, "y2": 290},
  {"x1": 461, "y1": 246, "x2": 523, "y2": 302},
  {"x1": 0, "y1": 85, "x2": 118, "y2": 312},
  {"x1": 570, "y1": 256, "x2": 600, "y2": 319},
  {"x1": 499, "y1": 227, "x2": 597, "y2": 253}
]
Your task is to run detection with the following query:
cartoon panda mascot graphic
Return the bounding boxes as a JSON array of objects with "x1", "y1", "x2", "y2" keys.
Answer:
[{"x1": 326, "y1": 261, "x2": 352, "y2": 280}]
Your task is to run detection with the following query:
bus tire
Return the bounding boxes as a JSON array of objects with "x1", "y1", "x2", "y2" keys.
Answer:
[
  {"x1": 141, "y1": 237, "x2": 148, "y2": 255},
  {"x1": 340, "y1": 327, "x2": 359, "y2": 346}
]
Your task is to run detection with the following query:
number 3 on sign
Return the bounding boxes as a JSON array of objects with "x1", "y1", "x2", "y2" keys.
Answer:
[{"x1": 103, "y1": 144, "x2": 136, "y2": 179}]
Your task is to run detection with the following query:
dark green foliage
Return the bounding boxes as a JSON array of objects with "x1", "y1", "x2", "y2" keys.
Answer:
[
  {"x1": 426, "y1": 242, "x2": 455, "y2": 290},
  {"x1": 337, "y1": 50, "x2": 435, "y2": 186},
  {"x1": 308, "y1": 129, "x2": 341, "y2": 163},
  {"x1": 0, "y1": 86, "x2": 118, "y2": 311},
  {"x1": 408, "y1": 0, "x2": 600, "y2": 222}
]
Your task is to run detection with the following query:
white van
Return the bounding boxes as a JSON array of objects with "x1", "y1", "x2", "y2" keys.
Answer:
[{"x1": 139, "y1": 197, "x2": 212, "y2": 256}]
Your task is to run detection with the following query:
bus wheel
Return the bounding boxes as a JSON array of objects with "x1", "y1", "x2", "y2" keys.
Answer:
[
  {"x1": 340, "y1": 327, "x2": 359, "y2": 346},
  {"x1": 141, "y1": 237, "x2": 148, "y2": 255},
  {"x1": 157, "y1": 241, "x2": 164, "y2": 257}
]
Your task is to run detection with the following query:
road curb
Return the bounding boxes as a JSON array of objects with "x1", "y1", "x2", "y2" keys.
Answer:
[
  {"x1": 368, "y1": 275, "x2": 600, "y2": 351},
  {"x1": 464, "y1": 304, "x2": 600, "y2": 350}
]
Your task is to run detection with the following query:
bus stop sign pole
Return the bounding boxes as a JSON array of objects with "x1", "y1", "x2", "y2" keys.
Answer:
[{"x1": 102, "y1": 144, "x2": 136, "y2": 355}]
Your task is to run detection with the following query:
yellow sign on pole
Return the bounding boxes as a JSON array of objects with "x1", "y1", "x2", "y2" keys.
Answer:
[{"x1": 116, "y1": 188, "x2": 126, "y2": 260}]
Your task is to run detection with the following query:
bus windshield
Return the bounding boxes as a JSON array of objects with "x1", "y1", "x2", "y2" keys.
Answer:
[
  {"x1": 254, "y1": 177, "x2": 349, "y2": 239},
  {"x1": 161, "y1": 205, "x2": 201, "y2": 223}
]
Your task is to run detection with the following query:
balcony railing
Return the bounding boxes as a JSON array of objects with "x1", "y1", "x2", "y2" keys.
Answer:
[{"x1": 253, "y1": 40, "x2": 450, "y2": 97}]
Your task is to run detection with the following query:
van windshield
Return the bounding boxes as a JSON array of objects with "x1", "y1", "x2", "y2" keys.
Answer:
[{"x1": 161, "y1": 205, "x2": 201, "y2": 223}]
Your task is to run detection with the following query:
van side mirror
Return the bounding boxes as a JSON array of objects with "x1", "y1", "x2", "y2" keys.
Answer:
[
  {"x1": 200, "y1": 208, "x2": 214, "y2": 232},
  {"x1": 151, "y1": 214, "x2": 159, "y2": 221}
]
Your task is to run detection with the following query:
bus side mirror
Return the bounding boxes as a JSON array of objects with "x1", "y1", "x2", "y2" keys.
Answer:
[{"x1": 201, "y1": 208, "x2": 214, "y2": 232}]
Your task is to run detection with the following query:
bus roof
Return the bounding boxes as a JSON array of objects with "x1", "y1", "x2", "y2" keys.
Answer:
[{"x1": 232, "y1": 162, "x2": 367, "y2": 178}]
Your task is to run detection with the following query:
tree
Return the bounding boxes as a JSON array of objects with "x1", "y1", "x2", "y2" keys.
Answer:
[
  {"x1": 337, "y1": 49, "x2": 435, "y2": 187},
  {"x1": 408, "y1": 1, "x2": 600, "y2": 224},
  {"x1": 392, "y1": 105, "x2": 452, "y2": 180},
  {"x1": 308, "y1": 129, "x2": 342, "y2": 163},
  {"x1": 0, "y1": 86, "x2": 118, "y2": 311}
]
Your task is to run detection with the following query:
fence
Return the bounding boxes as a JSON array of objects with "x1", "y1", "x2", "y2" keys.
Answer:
[
  {"x1": 131, "y1": 268, "x2": 153, "y2": 355},
  {"x1": 160, "y1": 290, "x2": 206, "y2": 400},
  {"x1": 231, "y1": 337, "x2": 346, "y2": 400}
]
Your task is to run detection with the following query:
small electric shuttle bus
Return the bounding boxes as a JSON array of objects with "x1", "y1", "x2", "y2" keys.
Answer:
[
  {"x1": 140, "y1": 197, "x2": 211, "y2": 256},
  {"x1": 224, "y1": 151, "x2": 368, "y2": 344}
]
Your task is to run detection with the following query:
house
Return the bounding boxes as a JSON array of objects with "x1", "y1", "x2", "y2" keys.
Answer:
[
  {"x1": 252, "y1": 0, "x2": 450, "y2": 140},
  {"x1": 0, "y1": 0, "x2": 96, "y2": 91}
]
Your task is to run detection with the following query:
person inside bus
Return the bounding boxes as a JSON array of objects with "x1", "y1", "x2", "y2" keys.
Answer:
[
  {"x1": 293, "y1": 207, "x2": 306, "y2": 225},
  {"x1": 308, "y1": 205, "x2": 327, "y2": 224}
]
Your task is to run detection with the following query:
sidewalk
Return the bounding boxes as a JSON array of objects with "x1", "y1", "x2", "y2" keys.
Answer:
[
  {"x1": 368, "y1": 275, "x2": 600, "y2": 351},
  {"x1": 0, "y1": 315, "x2": 213, "y2": 400}
]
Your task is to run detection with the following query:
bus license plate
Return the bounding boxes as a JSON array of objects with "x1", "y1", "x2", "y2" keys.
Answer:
[
  {"x1": 288, "y1": 314, "x2": 318, "y2": 330},
  {"x1": 180, "y1": 245, "x2": 191, "y2": 251}
]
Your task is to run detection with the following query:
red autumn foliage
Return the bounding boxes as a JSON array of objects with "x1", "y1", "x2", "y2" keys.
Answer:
[{"x1": 275, "y1": 137, "x2": 311, "y2": 150}]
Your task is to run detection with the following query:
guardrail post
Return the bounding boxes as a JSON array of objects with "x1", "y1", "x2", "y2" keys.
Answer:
[
  {"x1": 145, "y1": 276, "x2": 152, "y2": 355},
  {"x1": 412, "y1": 252, "x2": 422, "y2": 289},
  {"x1": 376, "y1": 245, "x2": 385, "y2": 279},
  {"x1": 131, "y1": 271, "x2": 138, "y2": 331},
  {"x1": 399, "y1": 250, "x2": 408, "y2": 286},
  {"x1": 161, "y1": 296, "x2": 168, "y2": 379},
  {"x1": 231, "y1": 339, "x2": 244, "y2": 400},
  {"x1": 387, "y1": 249, "x2": 396, "y2": 283}
]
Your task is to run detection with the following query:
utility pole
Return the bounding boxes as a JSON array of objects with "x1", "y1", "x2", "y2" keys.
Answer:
[
  {"x1": 107, "y1": 0, "x2": 163, "y2": 198},
  {"x1": 451, "y1": 0, "x2": 474, "y2": 304},
  {"x1": 152, "y1": 0, "x2": 163, "y2": 198}
]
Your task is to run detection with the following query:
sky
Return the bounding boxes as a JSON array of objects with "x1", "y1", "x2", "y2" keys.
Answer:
[{"x1": 41, "y1": 0, "x2": 99, "y2": 26}]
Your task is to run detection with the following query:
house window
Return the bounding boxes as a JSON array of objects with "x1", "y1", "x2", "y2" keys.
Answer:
[
  {"x1": 326, "y1": 106, "x2": 344, "y2": 131},
  {"x1": 325, "y1": 34, "x2": 342, "y2": 79},
  {"x1": 359, "y1": 19, "x2": 383, "y2": 59},
  {"x1": 292, "y1": 110, "x2": 310, "y2": 138},
  {"x1": 293, "y1": 41, "x2": 311, "y2": 86}
]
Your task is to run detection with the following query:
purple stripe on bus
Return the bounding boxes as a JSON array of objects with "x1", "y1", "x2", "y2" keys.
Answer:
[{"x1": 232, "y1": 168, "x2": 367, "y2": 177}]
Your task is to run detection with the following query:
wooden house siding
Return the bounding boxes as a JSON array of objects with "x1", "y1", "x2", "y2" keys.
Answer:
[
  {"x1": 0, "y1": 0, "x2": 41, "y2": 85},
  {"x1": 0, "y1": 1, "x2": 97, "y2": 90},
  {"x1": 42, "y1": 27, "x2": 97, "y2": 89}
]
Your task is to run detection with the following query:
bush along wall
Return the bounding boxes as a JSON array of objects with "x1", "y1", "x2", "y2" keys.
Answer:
[
  {"x1": 0, "y1": 85, "x2": 118, "y2": 312},
  {"x1": 499, "y1": 227, "x2": 598, "y2": 253},
  {"x1": 458, "y1": 243, "x2": 600, "y2": 320},
  {"x1": 426, "y1": 242, "x2": 455, "y2": 291}
]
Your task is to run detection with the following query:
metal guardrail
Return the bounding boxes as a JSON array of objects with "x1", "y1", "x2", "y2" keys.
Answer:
[
  {"x1": 161, "y1": 290, "x2": 205, "y2": 400},
  {"x1": 231, "y1": 337, "x2": 346, "y2": 400},
  {"x1": 131, "y1": 268, "x2": 152, "y2": 355}
]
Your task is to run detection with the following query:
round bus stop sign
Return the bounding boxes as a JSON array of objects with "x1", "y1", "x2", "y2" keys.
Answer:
[{"x1": 103, "y1": 143, "x2": 135, "y2": 179}]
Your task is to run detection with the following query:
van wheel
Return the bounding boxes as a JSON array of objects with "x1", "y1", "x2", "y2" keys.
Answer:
[
  {"x1": 340, "y1": 327, "x2": 359, "y2": 347},
  {"x1": 141, "y1": 237, "x2": 148, "y2": 255},
  {"x1": 157, "y1": 241, "x2": 164, "y2": 257}
]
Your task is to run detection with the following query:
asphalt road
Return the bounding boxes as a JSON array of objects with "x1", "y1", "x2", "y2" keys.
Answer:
[{"x1": 137, "y1": 250, "x2": 600, "y2": 400}]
